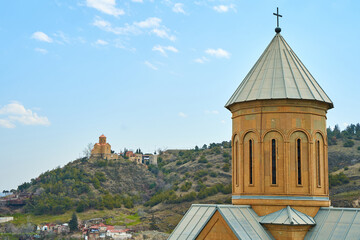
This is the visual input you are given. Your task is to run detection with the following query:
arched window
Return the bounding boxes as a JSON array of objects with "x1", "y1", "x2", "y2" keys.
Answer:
[
  {"x1": 297, "y1": 139, "x2": 302, "y2": 185},
  {"x1": 249, "y1": 139, "x2": 253, "y2": 185},
  {"x1": 234, "y1": 140, "x2": 239, "y2": 187},
  {"x1": 316, "y1": 140, "x2": 321, "y2": 186},
  {"x1": 271, "y1": 139, "x2": 276, "y2": 184}
]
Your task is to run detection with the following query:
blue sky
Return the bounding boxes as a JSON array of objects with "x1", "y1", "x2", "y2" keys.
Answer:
[{"x1": 0, "y1": 0, "x2": 359, "y2": 191}]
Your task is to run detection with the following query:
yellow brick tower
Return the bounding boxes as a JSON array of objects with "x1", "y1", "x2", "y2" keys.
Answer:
[
  {"x1": 225, "y1": 21, "x2": 333, "y2": 218},
  {"x1": 168, "y1": 9, "x2": 360, "y2": 240}
]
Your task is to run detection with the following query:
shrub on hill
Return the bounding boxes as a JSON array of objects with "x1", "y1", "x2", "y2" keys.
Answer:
[
  {"x1": 144, "y1": 183, "x2": 232, "y2": 207},
  {"x1": 194, "y1": 170, "x2": 208, "y2": 180},
  {"x1": 343, "y1": 140, "x2": 355, "y2": 148},
  {"x1": 222, "y1": 163, "x2": 230, "y2": 172},
  {"x1": 198, "y1": 155, "x2": 208, "y2": 163},
  {"x1": 180, "y1": 182, "x2": 192, "y2": 192},
  {"x1": 329, "y1": 172, "x2": 350, "y2": 188}
]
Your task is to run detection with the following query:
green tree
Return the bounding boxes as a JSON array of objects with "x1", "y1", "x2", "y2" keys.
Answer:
[
  {"x1": 69, "y1": 212, "x2": 78, "y2": 232},
  {"x1": 198, "y1": 155, "x2": 208, "y2": 163},
  {"x1": 222, "y1": 163, "x2": 230, "y2": 172},
  {"x1": 344, "y1": 140, "x2": 355, "y2": 148},
  {"x1": 180, "y1": 181, "x2": 192, "y2": 192}
]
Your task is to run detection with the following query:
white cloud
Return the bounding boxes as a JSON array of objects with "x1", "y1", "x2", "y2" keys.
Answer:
[
  {"x1": 194, "y1": 56, "x2": 209, "y2": 64},
  {"x1": 178, "y1": 112, "x2": 187, "y2": 118},
  {"x1": 0, "y1": 102, "x2": 50, "y2": 128},
  {"x1": 205, "y1": 110, "x2": 219, "y2": 114},
  {"x1": 205, "y1": 48, "x2": 230, "y2": 58},
  {"x1": 131, "y1": 0, "x2": 143, "y2": 2},
  {"x1": 144, "y1": 61, "x2": 158, "y2": 70},
  {"x1": 95, "y1": 39, "x2": 108, "y2": 45},
  {"x1": 93, "y1": 16, "x2": 175, "y2": 41},
  {"x1": 152, "y1": 45, "x2": 178, "y2": 56},
  {"x1": 152, "y1": 28, "x2": 176, "y2": 41},
  {"x1": 31, "y1": 32, "x2": 53, "y2": 43},
  {"x1": 93, "y1": 17, "x2": 138, "y2": 35},
  {"x1": 173, "y1": 3, "x2": 185, "y2": 14},
  {"x1": 0, "y1": 119, "x2": 15, "y2": 129},
  {"x1": 221, "y1": 120, "x2": 226, "y2": 124},
  {"x1": 86, "y1": 0, "x2": 124, "y2": 16},
  {"x1": 93, "y1": 18, "x2": 116, "y2": 33},
  {"x1": 213, "y1": 4, "x2": 236, "y2": 13},
  {"x1": 34, "y1": 48, "x2": 48, "y2": 54},
  {"x1": 134, "y1": 17, "x2": 161, "y2": 28},
  {"x1": 113, "y1": 39, "x2": 136, "y2": 52},
  {"x1": 53, "y1": 31, "x2": 70, "y2": 44}
]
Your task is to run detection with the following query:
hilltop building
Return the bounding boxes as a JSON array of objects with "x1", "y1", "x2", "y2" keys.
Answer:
[
  {"x1": 125, "y1": 151, "x2": 158, "y2": 165},
  {"x1": 143, "y1": 153, "x2": 158, "y2": 165},
  {"x1": 169, "y1": 10, "x2": 360, "y2": 240},
  {"x1": 130, "y1": 153, "x2": 143, "y2": 164},
  {"x1": 91, "y1": 135, "x2": 118, "y2": 160},
  {"x1": 125, "y1": 151, "x2": 134, "y2": 158}
]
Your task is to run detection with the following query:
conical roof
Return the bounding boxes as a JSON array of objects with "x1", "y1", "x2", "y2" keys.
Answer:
[{"x1": 225, "y1": 33, "x2": 333, "y2": 109}]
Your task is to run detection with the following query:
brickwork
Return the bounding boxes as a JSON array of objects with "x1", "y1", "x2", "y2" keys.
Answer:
[{"x1": 228, "y1": 99, "x2": 331, "y2": 215}]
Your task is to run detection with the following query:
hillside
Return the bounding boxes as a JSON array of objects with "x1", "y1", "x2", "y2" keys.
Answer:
[
  {"x1": 1, "y1": 142, "x2": 232, "y2": 232},
  {"x1": 2, "y1": 124, "x2": 360, "y2": 233}
]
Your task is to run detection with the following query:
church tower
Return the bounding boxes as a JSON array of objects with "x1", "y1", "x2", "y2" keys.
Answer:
[
  {"x1": 91, "y1": 134, "x2": 112, "y2": 159},
  {"x1": 170, "y1": 9, "x2": 360, "y2": 240},
  {"x1": 99, "y1": 134, "x2": 107, "y2": 144},
  {"x1": 225, "y1": 13, "x2": 333, "y2": 217}
]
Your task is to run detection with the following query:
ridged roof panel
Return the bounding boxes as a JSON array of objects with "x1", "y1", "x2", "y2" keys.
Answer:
[
  {"x1": 168, "y1": 204, "x2": 273, "y2": 240},
  {"x1": 260, "y1": 206, "x2": 315, "y2": 225},
  {"x1": 305, "y1": 207, "x2": 360, "y2": 240},
  {"x1": 225, "y1": 33, "x2": 333, "y2": 109}
]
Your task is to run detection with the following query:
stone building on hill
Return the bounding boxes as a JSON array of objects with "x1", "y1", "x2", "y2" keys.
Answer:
[
  {"x1": 143, "y1": 153, "x2": 158, "y2": 165},
  {"x1": 130, "y1": 153, "x2": 143, "y2": 164},
  {"x1": 91, "y1": 135, "x2": 118, "y2": 160},
  {"x1": 169, "y1": 9, "x2": 360, "y2": 240}
]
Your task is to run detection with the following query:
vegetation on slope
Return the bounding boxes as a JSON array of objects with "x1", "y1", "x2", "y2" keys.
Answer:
[
  {"x1": 3, "y1": 123, "x2": 360, "y2": 231},
  {"x1": 16, "y1": 157, "x2": 157, "y2": 215}
]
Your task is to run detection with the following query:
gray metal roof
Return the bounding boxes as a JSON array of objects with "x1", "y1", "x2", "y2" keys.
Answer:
[
  {"x1": 168, "y1": 204, "x2": 216, "y2": 240},
  {"x1": 225, "y1": 33, "x2": 333, "y2": 109},
  {"x1": 305, "y1": 207, "x2": 360, "y2": 240},
  {"x1": 260, "y1": 206, "x2": 315, "y2": 225},
  {"x1": 168, "y1": 204, "x2": 273, "y2": 240},
  {"x1": 217, "y1": 205, "x2": 273, "y2": 240}
]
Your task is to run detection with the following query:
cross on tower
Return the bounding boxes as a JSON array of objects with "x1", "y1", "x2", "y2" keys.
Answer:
[{"x1": 273, "y1": 7, "x2": 282, "y2": 33}]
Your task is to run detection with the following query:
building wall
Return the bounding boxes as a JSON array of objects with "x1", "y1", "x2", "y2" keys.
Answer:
[
  {"x1": 0, "y1": 217, "x2": 14, "y2": 223},
  {"x1": 91, "y1": 135, "x2": 118, "y2": 160},
  {"x1": 143, "y1": 154, "x2": 158, "y2": 165},
  {"x1": 150, "y1": 155, "x2": 158, "y2": 165},
  {"x1": 228, "y1": 99, "x2": 330, "y2": 212},
  {"x1": 196, "y1": 211, "x2": 238, "y2": 240},
  {"x1": 135, "y1": 154, "x2": 142, "y2": 164},
  {"x1": 91, "y1": 143, "x2": 111, "y2": 156}
]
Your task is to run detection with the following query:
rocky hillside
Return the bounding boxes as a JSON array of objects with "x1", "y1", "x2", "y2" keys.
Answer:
[
  {"x1": 2, "y1": 142, "x2": 232, "y2": 232},
  {"x1": 3, "y1": 124, "x2": 360, "y2": 232}
]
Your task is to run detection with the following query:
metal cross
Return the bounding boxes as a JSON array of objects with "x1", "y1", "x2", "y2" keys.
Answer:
[{"x1": 273, "y1": 7, "x2": 282, "y2": 28}]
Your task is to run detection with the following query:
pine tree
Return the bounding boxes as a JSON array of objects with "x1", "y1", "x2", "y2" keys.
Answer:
[{"x1": 69, "y1": 212, "x2": 78, "y2": 232}]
